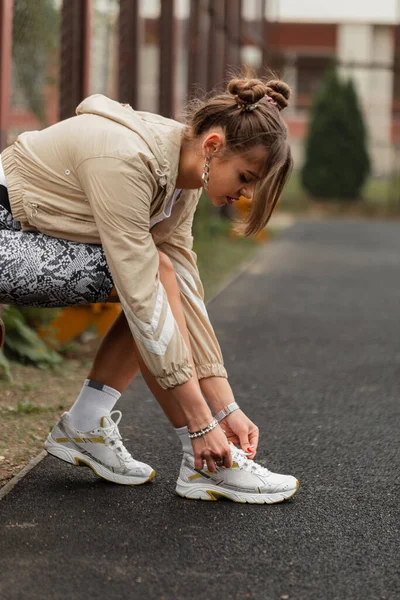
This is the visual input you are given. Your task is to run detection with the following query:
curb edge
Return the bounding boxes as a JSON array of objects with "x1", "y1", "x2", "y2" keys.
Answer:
[{"x1": 0, "y1": 451, "x2": 47, "y2": 501}]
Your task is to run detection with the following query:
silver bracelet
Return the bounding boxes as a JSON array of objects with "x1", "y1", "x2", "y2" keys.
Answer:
[
  {"x1": 188, "y1": 418, "x2": 218, "y2": 439},
  {"x1": 214, "y1": 402, "x2": 240, "y2": 423}
]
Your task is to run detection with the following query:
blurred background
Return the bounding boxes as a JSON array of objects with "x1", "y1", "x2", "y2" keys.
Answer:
[{"x1": 1, "y1": 0, "x2": 400, "y2": 210}]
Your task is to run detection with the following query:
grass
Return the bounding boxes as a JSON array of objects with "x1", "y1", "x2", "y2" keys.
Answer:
[
  {"x1": 0, "y1": 354, "x2": 95, "y2": 486},
  {"x1": 194, "y1": 228, "x2": 260, "y2": 300},
  {"x1": 280, "y1": 170, "x2": 400, "y2": 217}
]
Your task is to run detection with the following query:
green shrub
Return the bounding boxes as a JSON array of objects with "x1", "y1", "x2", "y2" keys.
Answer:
[
  {"x1": 1, "y1": 307, "x2": 62, "y2": 377},
  {"x1": 301, "y1": 69, "x2": 370, "y2": 201}
]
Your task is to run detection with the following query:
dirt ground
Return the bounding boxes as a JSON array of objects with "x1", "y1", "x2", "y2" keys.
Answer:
[{"x1": 0, "y1": 339, "x2": 99, "y2": 488}]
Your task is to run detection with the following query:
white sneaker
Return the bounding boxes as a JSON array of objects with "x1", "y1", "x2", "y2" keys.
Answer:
[
  {"x1": 176, "y1": 443, "x2": 299, "y2": 504},
  {"x1": 45, "y1": 410, "x2": 155, "y2": 485}
]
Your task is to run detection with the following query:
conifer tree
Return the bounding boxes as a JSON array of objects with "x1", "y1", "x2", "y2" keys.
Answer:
[
  {"x1": 342, "y1": 79, "x2": 370, "y2": 194},
  {"x1": 301, "y1": 69, "x2": 370, "y2": 200}
]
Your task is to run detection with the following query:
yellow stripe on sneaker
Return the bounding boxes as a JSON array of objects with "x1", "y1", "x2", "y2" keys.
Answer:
[{"x1": 55, "y1": 437, "x2": 105, "y2": 444}]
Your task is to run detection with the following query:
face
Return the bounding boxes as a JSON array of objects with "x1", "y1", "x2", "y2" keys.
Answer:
[{"x1": 201, "y1": 133, "x2": 267, "y2": 207}]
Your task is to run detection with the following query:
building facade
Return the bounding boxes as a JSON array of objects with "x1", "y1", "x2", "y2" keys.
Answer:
[{"x1": 2, "y1": 0, "x2": 400, "y2": 174}]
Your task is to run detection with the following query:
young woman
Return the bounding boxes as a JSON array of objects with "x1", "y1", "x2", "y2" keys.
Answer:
[{"x1": 0, "y1": 75, "x2": 299, "y2": 504}]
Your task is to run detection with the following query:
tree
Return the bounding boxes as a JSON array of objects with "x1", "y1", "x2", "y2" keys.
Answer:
[
  {"x1": 342, "y1": 78, "x2": 370, "y2": 192},
  {"x1": 301, "y1": 69, "x2": 370, "y2": 200}
]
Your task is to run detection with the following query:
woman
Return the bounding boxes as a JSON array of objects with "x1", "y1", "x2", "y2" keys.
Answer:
[{"x1": 0, "y1": 74, "x2": 299, "y2": 504}]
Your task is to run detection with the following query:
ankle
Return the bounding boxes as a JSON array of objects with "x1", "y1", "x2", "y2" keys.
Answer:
[
  {"x1": 69, "y1": 379, "x2": 121, "y2": 432},
  {"x1": 175, "y1": 425, "x2": 193, "y2": 456}
]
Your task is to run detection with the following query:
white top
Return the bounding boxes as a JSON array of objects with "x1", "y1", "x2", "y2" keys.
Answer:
[
  {"x1": 0, "y1": 155, "x2": 7, "y2": 187},
  {"x1": 0, "y1": 155, "x2": 181, "y2": 228},
  {"x1": 150, "y1": 188, "x2": 182, "y2": 228}
]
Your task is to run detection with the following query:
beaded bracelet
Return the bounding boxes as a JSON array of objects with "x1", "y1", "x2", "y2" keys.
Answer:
[{"x1": 187, "y1": 418, "x2": 218, "y2": 439}]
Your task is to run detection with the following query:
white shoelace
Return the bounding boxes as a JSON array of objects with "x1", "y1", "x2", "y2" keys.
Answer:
[
  {"x1": 99, "y1": 410, "x2": 133, "y2": 463},
  {"x1": 229, "y1": 443, "x2": 271, "y2": 476}
]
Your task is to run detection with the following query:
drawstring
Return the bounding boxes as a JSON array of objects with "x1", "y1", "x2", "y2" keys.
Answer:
[{"x1": 155, "y1": 168, "x2": 168, "y2": 187}]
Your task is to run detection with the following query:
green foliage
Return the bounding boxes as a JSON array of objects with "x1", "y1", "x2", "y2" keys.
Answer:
[
  {"x1": 12, "y1": 0, "x2": 60, "y2": 125},
  {"x1": 193, "y1": 192, "x2": 233, "y2": 239},
  {"x1": 0, "y1": 349, "x2": 12, "y2": 381},
  {"x1": 301, "y1": 69, "x2": 370, "y2": 201},
  {"x1": 343, "y1": 79, "x2": 370, "y2": 186},
  {"x1": 2, "y1": 307, "x2": 62, "y2": 372},
  {"x1": 18, "y1": 307, "x2": 62, "y2": 328},
  {"x1": 14, "y1": 401, "x2": 44, "y2": 415},
  {"x1": 0, "y1": 400, "x2": 53, "y2": 415}
]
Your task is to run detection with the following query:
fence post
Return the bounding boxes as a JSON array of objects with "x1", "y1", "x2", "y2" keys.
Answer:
[
  {"x1": 159, "y1": 0, "x2": 176, "y2": 117},
  {"x1": 59, "y1": 0, "x2": 92, "y2": 121},
  {"x1": 188, "y1": 0, "x2": 210, "y2": 97},
  {"x1": 207, "y1": 0, "x2": 226, "y2": 91},
  {"x1": 0, "y1": 0, "x2": 13, "y2": 150},
  {"x1": 225, "y1": 0, "x2": 241, "y2": 74},
  {"x1": 119, "y1": 0, "x2": 140, "y2": 107}
]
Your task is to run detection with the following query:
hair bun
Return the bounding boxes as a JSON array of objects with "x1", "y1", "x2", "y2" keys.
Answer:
[
  {"x1": 266, "y1": 80, "x2": 291, "y2": 111},
  {"x1": 227, "y1": 78, "x2": 266, "y2": 107}
]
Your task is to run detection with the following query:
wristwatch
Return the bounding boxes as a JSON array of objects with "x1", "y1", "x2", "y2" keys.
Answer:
[{"x1": 214, "y1": 402, "x2": 240, "y2": 422}]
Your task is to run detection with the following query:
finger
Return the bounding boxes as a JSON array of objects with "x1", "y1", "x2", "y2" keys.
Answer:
[
  {"x1": 225, "y1": 432, "x2": 239, "y2": 445},
  {"x1": 248, "y1": 428, "x2": 259, "y2": 457},
  {"x1": 238, "y1": 430, "x2": 251, "y2": 454},
  {"x1": 194, "y1": 453, "x2": 205, "y2": 471},
  {"x1": 223, "y1": 449, "x2": 232, "y2": 469},
  {"x1": 205, "y1": 454, "x2": 216, "y2": 473}
]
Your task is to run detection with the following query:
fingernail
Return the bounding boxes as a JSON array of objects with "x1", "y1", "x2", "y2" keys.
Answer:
[{"x1": 247, "y1": 447, "x2": 253, "y2": 453}]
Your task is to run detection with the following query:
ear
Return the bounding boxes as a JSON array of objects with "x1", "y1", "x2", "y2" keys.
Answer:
[{"x1": 201, "y1": 131, "x2": 225, "y2": 158}]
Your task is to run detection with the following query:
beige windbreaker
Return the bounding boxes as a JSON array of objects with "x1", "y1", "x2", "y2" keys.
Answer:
[{"x1": 1, "y1": 94, "x2": 227, "y2": 389}]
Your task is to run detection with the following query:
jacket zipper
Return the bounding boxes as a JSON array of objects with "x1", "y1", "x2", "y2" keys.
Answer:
[{"x1": 29, "y1": 201, "x2": 91, "y2": 223}]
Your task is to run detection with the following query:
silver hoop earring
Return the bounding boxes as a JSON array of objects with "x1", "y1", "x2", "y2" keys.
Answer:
[{"x1": 202, "y1": 156, "x2": 211, "y2": 191}]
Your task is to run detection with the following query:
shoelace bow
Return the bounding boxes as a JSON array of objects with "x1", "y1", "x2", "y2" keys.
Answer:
[
  {"x1": 101, "y1": 411, "x2": 133, "y2": 462},
  {"x1": 229, "y1": 444, "x2": 271, "y2": 476}
]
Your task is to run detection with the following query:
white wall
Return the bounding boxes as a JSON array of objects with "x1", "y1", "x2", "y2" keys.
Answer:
[
  {"x1": 338, "y1": 24, "x2": 395, "y2": 173},
  {"x1": 267, "y1": 0, "x2": 400, "y2": 24}
]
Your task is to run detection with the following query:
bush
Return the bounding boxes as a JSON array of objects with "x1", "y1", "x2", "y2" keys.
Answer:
[
  {"x1": 0, "y1": 307, "x2": 62, "y2": 380},
  {"x1": 301, "y1": 69, "x2": 370, "y2": 200}
]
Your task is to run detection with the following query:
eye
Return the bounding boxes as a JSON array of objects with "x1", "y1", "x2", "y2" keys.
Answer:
[{"x1": 239, "y1": 173, "x2": 250, "y2": 184}]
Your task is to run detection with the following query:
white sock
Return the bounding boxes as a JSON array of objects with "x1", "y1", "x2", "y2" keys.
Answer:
[
  {"x1": 175, "y1": 425, "x2": 193, "y2": 456},
  {"x1": 68, "y1": 379, "x2": 121, "y2": 432}
]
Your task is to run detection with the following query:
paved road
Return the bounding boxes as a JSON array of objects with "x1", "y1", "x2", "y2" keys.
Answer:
[{"x1": 1, "y1": 219, "x2": 399, "y2": 600}]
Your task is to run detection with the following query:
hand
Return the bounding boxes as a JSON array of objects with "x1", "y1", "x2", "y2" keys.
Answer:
[
  {"x1": 191, "y1": 425, "x2": 232, "y2": 472},
  {"x1": 219, "y1": 409, "x2": 259, "y2": 459}
]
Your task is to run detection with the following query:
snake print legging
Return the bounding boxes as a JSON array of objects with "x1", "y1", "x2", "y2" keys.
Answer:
[{"x1": 0, "y1": 203, "x2": 113, "y2": 308}]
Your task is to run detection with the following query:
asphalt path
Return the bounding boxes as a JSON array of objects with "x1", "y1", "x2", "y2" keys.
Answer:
[{"x1": 0, "y1": 219, "x2": 399, "y2": 600}]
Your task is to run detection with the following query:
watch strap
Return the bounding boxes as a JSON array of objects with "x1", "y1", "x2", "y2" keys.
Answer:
[{"x1": 214, "y1": 401, "x2": 240, "y2": 422}]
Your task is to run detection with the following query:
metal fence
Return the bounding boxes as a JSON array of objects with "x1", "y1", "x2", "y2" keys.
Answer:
[
  {"x1": 2, "y1": 0, "x2": 400, "y2": 209},
  {"x1": 0, "y1": 0, "x2": 271, "y2": 151}
]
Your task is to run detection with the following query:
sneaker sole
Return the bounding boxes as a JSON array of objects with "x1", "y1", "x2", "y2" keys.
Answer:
[
  {"x1": 175, "y1": 478, "x2": 300, "y2": 504},
  {"x1": 45, "y1": 437, "x2": 155, "y2": 486}
]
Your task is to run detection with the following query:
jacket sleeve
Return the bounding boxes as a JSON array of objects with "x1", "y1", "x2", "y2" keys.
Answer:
[
  {"x1": 76, "y1": 156, "x2": 192, "y2": 389},
  {"x1": 156, "y1": 203, "x2": 228, "y2": 381}
]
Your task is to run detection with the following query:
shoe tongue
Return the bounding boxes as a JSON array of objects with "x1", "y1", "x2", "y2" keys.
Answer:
[{"x1": 100, "y1": 414, "x2": 114, "y2": 428}]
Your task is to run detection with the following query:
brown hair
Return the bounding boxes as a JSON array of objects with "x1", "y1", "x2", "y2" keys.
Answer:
[{"x1": 183, "y1": 72, "x2": 292, "y2": 236}]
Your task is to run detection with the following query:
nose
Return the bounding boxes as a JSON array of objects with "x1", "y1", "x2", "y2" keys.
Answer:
[{"x1": 240, "y1": 182, "x2": 256, "y2": 199}]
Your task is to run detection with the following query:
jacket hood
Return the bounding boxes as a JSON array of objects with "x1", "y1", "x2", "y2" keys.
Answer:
[{"x1": 76, "y1": 94, "x2": 185, "y2": 195}]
